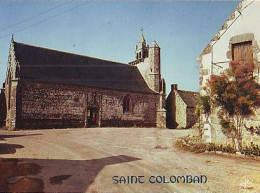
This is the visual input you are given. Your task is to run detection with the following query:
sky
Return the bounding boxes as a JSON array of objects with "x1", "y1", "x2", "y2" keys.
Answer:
[{"x1": 0, "y1": 1, "x2": 239, "y2": 95}]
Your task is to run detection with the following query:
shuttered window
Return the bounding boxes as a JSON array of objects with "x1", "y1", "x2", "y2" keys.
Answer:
[{"x1": 232, "y1": 41, "x2": 253, "y2": 62}]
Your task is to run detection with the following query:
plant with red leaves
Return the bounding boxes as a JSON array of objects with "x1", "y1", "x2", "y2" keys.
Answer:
[{"x1": 207, "y1": 61, "x2": 260, "y2": 151}]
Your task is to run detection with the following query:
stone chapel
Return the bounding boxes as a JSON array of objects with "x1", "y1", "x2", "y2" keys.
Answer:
[{"x1": 0, "y1": 33, "x2": 166, "y2": 130}]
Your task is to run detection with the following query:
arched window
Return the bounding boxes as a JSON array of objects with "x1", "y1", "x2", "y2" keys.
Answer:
[
  {"x1": 160, "y1": 78, "x2": 166, "y2": 94},
  {"x1": 123, "y1": 95, "x2": 132, "y2": 113}
]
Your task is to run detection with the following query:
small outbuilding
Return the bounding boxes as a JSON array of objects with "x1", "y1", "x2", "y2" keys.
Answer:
[{"x1": 166, "y1": 84, "x2": 199, "y2": 129}]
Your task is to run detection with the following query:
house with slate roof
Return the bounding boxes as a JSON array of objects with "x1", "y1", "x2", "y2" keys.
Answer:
[
  {"x1": 166, "y1": 84, "x2": 199, "y2": 129},
  {"x1": 197, "y1": 0, "x2": 260, "y2": 145},
  {"x1": 0, "y1": 33, "x2": 166, "y2": 130}
]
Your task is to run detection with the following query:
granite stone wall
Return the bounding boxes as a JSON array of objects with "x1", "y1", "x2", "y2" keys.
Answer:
[
  {"x1": 175, "y1": 92, "x2": 187, "y2": 128},
  {"x1": 0, "y1": 89, "x2": 6, "y2": 127},
  {"x1": 186, "y1": 107, "x2": 197, "y2": 128},
  {"x1": 15, "y1": 81, "x2": 157, "y2": 129}
]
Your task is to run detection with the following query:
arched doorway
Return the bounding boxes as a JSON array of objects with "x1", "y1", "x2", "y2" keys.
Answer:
[{"x1": 86, "y1": 106, "x2": 99, "y2": 127}]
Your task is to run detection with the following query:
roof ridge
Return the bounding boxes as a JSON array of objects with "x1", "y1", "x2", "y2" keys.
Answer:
[
  {"x1": 14, "y1": 41, "x2": 130, "y2": 66},
  {"x1": 177, "y1": 89, "x2": 199, "y2": 94},
  {"x1": 198, "y1": 0, "x2": 255, "y2": 58},
  {"x1": 176, "y1": 89, "x2": 199, "y2": 107}
]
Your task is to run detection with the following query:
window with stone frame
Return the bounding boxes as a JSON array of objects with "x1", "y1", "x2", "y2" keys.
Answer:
[
  {"x1": 123, "y1": 95, "x2": 132, "y2": 113},
  {"x1": 232, "y1": 41, "x2": 253, "y2": 62}
]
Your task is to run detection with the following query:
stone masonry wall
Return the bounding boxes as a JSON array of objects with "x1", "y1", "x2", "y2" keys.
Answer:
[
  {"x1": 18, "y1": 82, "x2": 85, "y2": 129},
  {"x1": 175, "y1": 92, "x2": 187, "y2": 128},
  {"x1": 17, "y1": 81, "x2": 157, "y2": 129},
  {"x1": 166, "y1": 91, "x2": 176, "y2": 129},
  {"x1": 186, "y1": 107, "x2": 197, "y2": 128},
  {"x1": 0, "y1": 89, "x2": 6, "y2": 127},
  {"x1": 136, "y1": 46, "x2": 160, "y2": 93},
  {"x1": 207, "y1": 108, "x2": 260, "y2": 147}
]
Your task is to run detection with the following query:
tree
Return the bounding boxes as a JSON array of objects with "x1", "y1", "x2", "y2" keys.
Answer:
[
  {"x1": 207, "y1": 61, "x2": 260, "y2": 151},
  {"x1": 195, "y1": 95, "x2": 211, "y2": 138}
]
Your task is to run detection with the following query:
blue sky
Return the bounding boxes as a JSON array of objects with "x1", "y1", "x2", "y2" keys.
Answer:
[{"x1": 0, "y1": 1, "x2": 238, "y2": 95}]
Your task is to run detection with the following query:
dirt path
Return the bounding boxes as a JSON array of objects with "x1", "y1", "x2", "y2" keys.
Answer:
[{"x1": 0, "y1": 128, "x2": 259, "y2": 193}]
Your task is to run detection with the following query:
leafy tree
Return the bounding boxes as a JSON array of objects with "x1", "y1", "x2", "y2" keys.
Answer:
[
  {"x1": 207, "y1": 61, "x2": 260, "y2": 151},
  {"x1": 195, "y1": 95, "x2": 211, "y2": 121},
  {"x1": 195, "y1": 95, "x2": 211, "y2": 138},
  {"x1": 200, "y1": 95, "x2": 211, "y2": 119}
]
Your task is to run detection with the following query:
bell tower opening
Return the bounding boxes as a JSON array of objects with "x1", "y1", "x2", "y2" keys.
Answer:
[{"x1": 135, "y1": 31, "x2": 149, "y2": 60}]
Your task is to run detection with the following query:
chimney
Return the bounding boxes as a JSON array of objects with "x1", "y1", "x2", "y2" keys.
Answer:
[{"x1": 171, "y1": 84, "x2": 178, "y2": 91}]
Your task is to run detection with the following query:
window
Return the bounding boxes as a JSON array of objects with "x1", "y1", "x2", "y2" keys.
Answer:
[
  {"x1": 232, "y1": 41, "x2": 253, "y2": 62},
  {"x1": 123, "y1": 95, "x2": 132, "y2": 113},
  {"x1": 143, "y1": 50, "x2": 148, "y2": 58},
  {"x1": 202, "y1": 69, "x2": 210, "y2": 75}
]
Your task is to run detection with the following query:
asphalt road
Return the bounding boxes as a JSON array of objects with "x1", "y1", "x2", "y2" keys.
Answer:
[{"x1": 0, "y1": 128, "x2": 259, "y2": 193}]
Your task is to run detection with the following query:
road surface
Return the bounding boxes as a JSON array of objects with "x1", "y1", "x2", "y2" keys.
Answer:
[{"x1": 0, "y1": 127, "x2": 259, "y2": 193}]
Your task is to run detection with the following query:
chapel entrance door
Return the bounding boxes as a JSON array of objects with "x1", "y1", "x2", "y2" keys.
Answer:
[{"x1": 86, "y1": 107, "x2": 99, "y2": 127}]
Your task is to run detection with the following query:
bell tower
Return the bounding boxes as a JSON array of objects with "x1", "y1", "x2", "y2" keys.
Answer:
[
  {"x1": 129, "y1": 32, "x2": 166, "y2": 128},
  {"x1": 148, "y1": 40, "x2": 161, "y2": 93},
  {"x1": 135, "y1": 32, "x2": 149, "y2": 60},
  {"x1": 129, "y1": 32, "x2": 163, "y2": 94}
]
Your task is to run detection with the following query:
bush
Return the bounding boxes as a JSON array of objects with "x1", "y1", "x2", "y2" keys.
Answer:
[
  {"x1": 177, "y1": 136, "x2": 260, "y2": 157},
  {"x1": 241, "y1": 142, "x2": 260, "y2": 156},
  {"x1": 176, "y1": 135, "x2": 206, "y2": 153},
  {"x1": 206, "y1": 143, "x2": 236, "y2": 154},
  {"x1": 222, "y1": 144, "x2": 236, "y2": 153},
  {"x1": 190, "y1": 143, "x2": 207, "y2": 153}
]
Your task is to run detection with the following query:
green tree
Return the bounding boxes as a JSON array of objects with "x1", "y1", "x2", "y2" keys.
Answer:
[
  {"x1": 207, "y1": 61, "x2": 260, "y2": 151},
  {"x1": 195, "y1": 95, "x2": 211, "y2": 138}
]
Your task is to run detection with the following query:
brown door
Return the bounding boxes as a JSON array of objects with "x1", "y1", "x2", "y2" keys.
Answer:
[{"x1": 86, "y1": 107, "x2": 98, "y2": 127}]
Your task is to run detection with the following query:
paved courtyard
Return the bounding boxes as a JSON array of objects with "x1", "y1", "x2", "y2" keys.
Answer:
[{"x1": 0, "y1": 127, "x2": 259, "y2": 193}]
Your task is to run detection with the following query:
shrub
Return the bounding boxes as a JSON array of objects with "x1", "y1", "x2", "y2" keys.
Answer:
[{"x1": 241, "y1": 142, "x2": 260, "y2": 156}]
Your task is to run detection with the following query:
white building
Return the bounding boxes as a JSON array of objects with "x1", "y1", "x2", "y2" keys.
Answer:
[{"x1": 197, "y1": 0, "x2": 260, "y2": 146}]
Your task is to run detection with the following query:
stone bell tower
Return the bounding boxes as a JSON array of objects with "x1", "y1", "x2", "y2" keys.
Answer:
[
  {"x1": 129, "y1": 32, "x2": 166, "y2": 128},
  {"x1": 129, "y1": 33, "x2": 162, "y2": 93},
  {"x1": 135, "y1": 33, "x2": 149, "y2": 60},
  {"x1": 148, "y1": 40, "x2": 161, "y2": 93}
]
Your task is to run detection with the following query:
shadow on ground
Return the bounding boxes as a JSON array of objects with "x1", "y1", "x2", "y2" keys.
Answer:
[
  {"x1": 0, "y1": 134, "x2": 42, "y2": 155},
  {"x1": 0, "y1": 155, "x2": 141, "y2": 192},
  {"x1": 0, "y1": 143, "x2": 24, "y2": 154},
  {"x1": 0, "y1": 134, "x2": 42, "y2": 141}
]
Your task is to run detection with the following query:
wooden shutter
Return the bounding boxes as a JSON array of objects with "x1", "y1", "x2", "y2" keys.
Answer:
[{"x1": 232, "y1": 41, "x2": 253, "y2": 62}]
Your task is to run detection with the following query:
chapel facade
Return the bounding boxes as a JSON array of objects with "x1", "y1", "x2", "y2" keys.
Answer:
[{"x1": 0, "y1": 33, "x2": 166, "y2": 130}]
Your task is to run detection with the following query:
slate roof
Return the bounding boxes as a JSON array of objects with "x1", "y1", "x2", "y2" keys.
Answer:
[
  {"x1": 13, "y1": 41, "x2": 155, "y2": 94},
  {"x1": 177, "y1": 90, "x2": 199, "y2": 108}
]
